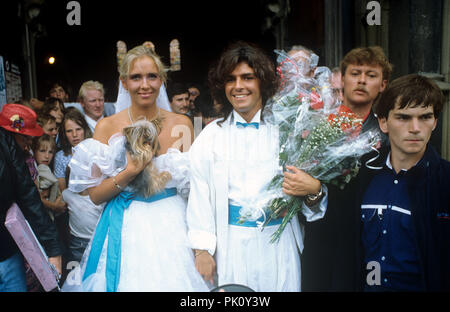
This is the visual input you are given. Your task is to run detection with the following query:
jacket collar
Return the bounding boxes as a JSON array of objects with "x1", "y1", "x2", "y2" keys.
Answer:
[
  {"x1": 364, "y1": 144, "x2": 440, "y2": 177},
  {"x1": 407, "y1": 144, "x2": 441, "y2": 179}
]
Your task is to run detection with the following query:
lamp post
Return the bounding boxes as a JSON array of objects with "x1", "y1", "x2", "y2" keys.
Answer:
[
  {"x1": 24, "y1": 22, "x2": 37, "y2": 99},
  {"x1": 22, "y1": 0, "x2": 43, "y2": 100}
]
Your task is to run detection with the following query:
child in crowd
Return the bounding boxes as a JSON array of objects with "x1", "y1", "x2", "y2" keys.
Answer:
[
  {"x1": 31, "y1": 134, "x2": 66, "y2": 218},
  {"x1": 40, "y1": 97, "x2": 66, "y2": 128},
  {"x1": 54, "y1": 109, "x2": 92, "y2": 192},
  {"x1": 53, "y1": 110, "x2": 92, "y2": 262},
  {"x1": 32, "y1": 134, "x2": 69, "y2": 268},
  {"x1": 49, "y1": 83, "x2": 69, "y2": 102},
  {"x1": 32, "y1": 133, "x2": 70, "y2": 280},
  {"x1": 37, "y1": 114, "x2": 59, "y2": 141}
]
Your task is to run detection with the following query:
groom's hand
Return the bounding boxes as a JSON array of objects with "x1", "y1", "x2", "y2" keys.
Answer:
[
  {"x1": 194, "y1": 250, "x2": 216, "y2": 284},
  {"x1": 282, "y1": 165, "x2": 321, "y2": 196}
]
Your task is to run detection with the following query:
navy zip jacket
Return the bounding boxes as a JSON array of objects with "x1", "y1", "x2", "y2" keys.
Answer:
[{"x1": 302, "y1": 144, "x2": 450, "y2": 291}]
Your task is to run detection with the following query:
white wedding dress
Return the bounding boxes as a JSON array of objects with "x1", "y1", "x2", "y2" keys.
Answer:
[{"x1": 61, "y1": 134, "x2": 209, "y2": 292}]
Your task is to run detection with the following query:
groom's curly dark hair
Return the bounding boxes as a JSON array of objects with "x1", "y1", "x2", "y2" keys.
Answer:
[{"x1": 208, "y1": 41, "x2": 279, "y2": 126}]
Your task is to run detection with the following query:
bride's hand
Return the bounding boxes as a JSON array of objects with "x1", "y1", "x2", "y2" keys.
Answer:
[
  {"x1": 124, "y1": 151, "x2": 151, "y2": 176},
  {"x1": 88, "y1": 152, "x2": 150, "y2": 205}
]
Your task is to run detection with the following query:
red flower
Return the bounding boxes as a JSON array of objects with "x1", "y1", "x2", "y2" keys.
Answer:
[
  {"x1": 328, "y1": 113, "x2": 337, "y2": 125},
  {"x1": 309, "y1": 89, "x2": 324, "y2": 110},
  {"x1": 327, "y1": 105, "x2": 363, "y2": 136},
  {"x1": 301, "y1": 129, "x2": 310, "y2": 139},
  {"x1": 10, "y1": 115, "x2": 25, "y2": 131},
  {"x1": 297, "y1": 92, "x2": 307, "y2": 102},
  {"x1": 296, "y1": 89, "x2": 324, "y2": 110}
]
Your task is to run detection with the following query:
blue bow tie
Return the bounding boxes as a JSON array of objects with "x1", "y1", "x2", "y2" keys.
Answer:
[{"x1": 236, "y1": 121, "x2": 259, "y2": 129}]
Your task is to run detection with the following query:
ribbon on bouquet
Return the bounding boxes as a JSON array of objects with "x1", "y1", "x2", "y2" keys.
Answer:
[
  {"x1": 365, "y1": 146, "x2": 383, "y2": 170},
  {"x1": 82, "y1": 188, "x2": 177, "y2": 292}
]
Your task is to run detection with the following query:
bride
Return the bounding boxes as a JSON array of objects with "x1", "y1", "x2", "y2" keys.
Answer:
[{"x1": 62, "y1": 45, "x2": 209, "y2": 292}]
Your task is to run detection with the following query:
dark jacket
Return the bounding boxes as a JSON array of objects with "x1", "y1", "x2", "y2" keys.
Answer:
[
  {"x1": 0, "y1": 127, "x2": 63, "y2": 261},
  {"x1": 302, "y1": 144, "x2": 450, "y2": 291}
]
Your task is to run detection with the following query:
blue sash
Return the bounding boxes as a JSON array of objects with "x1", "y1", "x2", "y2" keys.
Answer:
[
  {"x1": 228, "y1": 204, "x2": 282, "y2": 227},
  {"x1": 82, "y1": 188, "x2": 177, "y2": 292}
]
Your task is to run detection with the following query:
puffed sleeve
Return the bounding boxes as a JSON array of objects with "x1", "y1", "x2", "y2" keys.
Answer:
[
  {"x1": 154, "y1": 148, "x2": 191, "y2": 199},
  {"x1": 68, "y1": 135, "x2": 127, "y2": 193}
]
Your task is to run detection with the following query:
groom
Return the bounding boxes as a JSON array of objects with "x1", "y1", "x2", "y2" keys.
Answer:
[{"x1": 186, "y1": 41, "x2": 327, "y2": 291}]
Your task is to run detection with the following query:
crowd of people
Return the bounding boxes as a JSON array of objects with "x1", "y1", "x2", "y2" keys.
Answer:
[{"x1": 0, "y1": 40, "x2": 448, "y2": 292}]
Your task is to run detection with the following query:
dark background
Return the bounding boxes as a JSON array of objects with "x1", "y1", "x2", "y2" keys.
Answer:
[
  {"x1": 34, "y1": 0, "x2": 271, "y2": 101},
  {"x1": 0, "y1": 0, "x2": 325, "y2": 102}
]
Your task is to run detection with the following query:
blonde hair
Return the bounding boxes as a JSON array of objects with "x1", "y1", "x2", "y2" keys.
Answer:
[
  {"x1": 78, "y1": 80, "x2": 104, "y2": 101},
  {"x1": 122, "y1": 119, "x2": 171, "y2": 197},
  {"x1": 119, "y1": 45, "x2": 167, "y2": 83}
]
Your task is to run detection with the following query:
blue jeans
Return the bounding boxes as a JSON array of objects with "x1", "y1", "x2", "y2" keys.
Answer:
[
  {"x1": 68, "y1": 235, "x2": 90, "y2": 264},
  {"x1": 0, "y1": 252, "x2": 27, "y2": 292}
]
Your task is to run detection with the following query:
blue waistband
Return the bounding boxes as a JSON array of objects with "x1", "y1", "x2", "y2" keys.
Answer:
[
  {"x1": 133, "y1": 187, "x2": 177, "y2": 203},
  {"x1": 228, "y1": 204, "x2": 282, "y2": 227}
]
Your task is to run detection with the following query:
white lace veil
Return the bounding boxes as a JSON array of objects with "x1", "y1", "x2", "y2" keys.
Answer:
[{"x1": 115, "y1": 82, "x2": 172, "y2": 114}]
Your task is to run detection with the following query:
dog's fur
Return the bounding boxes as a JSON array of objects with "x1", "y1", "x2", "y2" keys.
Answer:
[{"x1": 123, "y1": 119, "x2": 171, "y2": 197}]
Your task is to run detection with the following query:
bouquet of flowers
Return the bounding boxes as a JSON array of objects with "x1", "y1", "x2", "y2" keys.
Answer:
[{"x1": 238, "y1": 50, "x2": 381, "y2": 242}]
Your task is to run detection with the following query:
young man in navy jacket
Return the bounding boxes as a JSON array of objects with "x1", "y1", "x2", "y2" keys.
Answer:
[{"x1": 311, "y1": 74, "x2": 449, "y2": 291}]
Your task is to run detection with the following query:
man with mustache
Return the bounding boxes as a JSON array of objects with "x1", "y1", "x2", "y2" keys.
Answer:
[
  {"x1": 167, "y1": 82, "x2": 191, "y2": 115},
  {"x1": 339, "y1": 46, "x2": 392, "y2": 133},
  {"x1": 302, "y1": 46, "x2": 393, "y2": 291}
]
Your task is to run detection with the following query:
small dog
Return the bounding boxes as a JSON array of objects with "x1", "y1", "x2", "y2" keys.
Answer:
[{"x1": 122, "y1": 119, "x2": 171, "y2": 197}]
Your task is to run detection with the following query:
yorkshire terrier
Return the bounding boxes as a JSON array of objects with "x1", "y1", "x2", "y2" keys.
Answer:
[{"x1": 122, "y1": 119, "x2": 171, "y2": 197}]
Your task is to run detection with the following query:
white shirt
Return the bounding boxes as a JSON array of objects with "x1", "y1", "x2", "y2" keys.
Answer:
[
  {"x1": 84, "y1": 114, "x2": 103, "y2": 134},
  {"x1": 228, "y1": 110, "x2": 280, "y2": 207},
  {"x1": 62, "y1": 189, "x2": 105, "y2": 239}
]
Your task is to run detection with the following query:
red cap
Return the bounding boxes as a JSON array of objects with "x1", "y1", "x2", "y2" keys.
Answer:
[{"x1": 0, "y1": 104, "x2": 44, "y2": 137}]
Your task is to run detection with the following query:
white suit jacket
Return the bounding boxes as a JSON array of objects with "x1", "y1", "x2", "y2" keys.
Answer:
[{"x1": 186, "y1": 112, "x2": 326, "y2": 278}]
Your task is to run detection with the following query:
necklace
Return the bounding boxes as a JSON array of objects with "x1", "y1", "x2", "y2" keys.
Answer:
[
  {"x1": 128, "y1": 106, "x2": 161, "y2": 127},
  {"x1": 128, "y1": 106, "x2": 138, "y2": 125}
]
